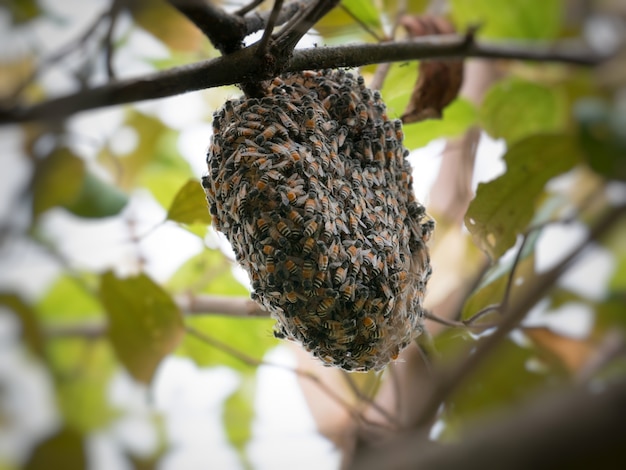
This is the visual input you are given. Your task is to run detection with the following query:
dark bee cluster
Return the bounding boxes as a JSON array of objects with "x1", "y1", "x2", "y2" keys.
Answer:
[{"x1": 203, "y1": 69, "x2": 434, "y2": 371}]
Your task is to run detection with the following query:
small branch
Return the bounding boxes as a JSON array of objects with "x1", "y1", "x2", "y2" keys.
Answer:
[
  {"x1": 257, "y1": 0, "x2": 284, "y2": 55},
  {"x1": 177, "y1": 293, "x2": 268, "y2": 317},
  {"x1": 412, "y1": 204, "x2": 626, "y2": 428},
  {"x1": 243, "y1": 1, "x2": 303, "y2": 34},
  {"x1": 0, "y1": 35, "x2": 609, "y2": 125},
  {"x1": 185, "y1": 325, "x2": 396, "y2": 431},
  {"x1": 166, "y1": 0, "x2": 247, "y2": 54}
]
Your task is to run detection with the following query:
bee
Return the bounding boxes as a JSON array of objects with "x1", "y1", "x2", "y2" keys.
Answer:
[
  {"x1": 256, "y1": 217, "x2": 270, "y2": 236},
  {"x1": 356, "y1": 103, "x2": 369, "y2": 127},
  {"x1": 302, "y1": 259, "x2": 315, "y2": 290},
  {"x1": 287, "y1": 209, "x2": 304, "y2": 226},
  {"x1": 339, "y1": 282, "x2": 355, "y2": 302},
  {"x1": 304, "y1": 108, "x2": 318, "y2": 134},
  {"x1": 333, "y1": 262, "x2": 349, "y2": 285},
  {"x1": 275, "y1": 109, "x2": 298, "y2": 134},
  {"x1": 318, "y1": 252, "x2": 329, "y2": 271},
  {"x1": 362, "y1": 316, "x2": 376, "y2": 332},
  {"x1": 284, "y1": 258, "x2": 299, "y2": 276},
  {"x1": 304, "y1": 192, "x2": 318, "y2": 215},
  {"x1": 266, "y1": 256, "x2": 276, "y2": 274},
  {"x1": 313, "y1": 271, "x2": 327, "y2": 289},
  {"x1": 322, "y1": 320, "x2": 343, "y2": 339},
  {"x1": 317, "y1": 297, "x2": 336, "y2": 316},
  {"x1": 276, "y1": 219, "x2": 292, "y2": 239},
  {"x1": 302, "y1": 237, "x2": 316, "y2": 256},
  {"x1": 303, "y1": 217, "x2": 320, "y2": 237}
]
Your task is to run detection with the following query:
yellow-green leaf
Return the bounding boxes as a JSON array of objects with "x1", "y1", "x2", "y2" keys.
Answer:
[
  {"x1": 178, "y1": 316, "x2": 277, "y2": 372},
  {"x1": 24, "y1": 427, "x2": 86, "y2": 470},
  {"x1": 0, "y1": 293, "x2": 44, "y2": 358},
  {"x1": 450, "y1": 0, "x2": 563, "y2": 40},
  {"x1": 167, "y1": 179, "x2": 212, "y2": 225},
  {"x1": 32, "y1": 147, "x2": 86, "y2": 216},
  {"x1": 99, "y1": 272, "x2": 184, "y2": 384},
  {"x1": 64, "y1": 172, "x2": 129, "y2": 218},
  {"x1": 465, "y1": 134, "x2": 582, "y2": 260},
  {"x1": 224, "y1": 374, "x2": 256, "y2": 467},
  {"x1": 481, "y1": 78, "x2": 568, "y2": 145},
  {"x1": 403, "y1": 98, "x2": 478, "y2": 149}
]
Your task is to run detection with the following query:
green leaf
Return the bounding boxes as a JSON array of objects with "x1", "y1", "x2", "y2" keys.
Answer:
[
  {"x1": 341, "y1": 0, "x2": 383, "y2": 35},
  {"x1": 24, "y1": 427, "x2": 86, "y2": 470},
  {"x1": 0, "y1": 293, "x2": 45, "y2": 358},
  {"x1": 64, "y1": 172, "x2": 129, "y2": 218},
  {"x1": 576, "y1": 98, "x2": 626, "y2": 182},
  {"x1": 32, "y1": 147, "x2": 86, "y2": 216},
  {"x1": 52, "y1": 341, "x2": 117, "y2": 432},
  {"x1": 177, "y1": 316, "x2": 278, "y2": 372},
  {"x1": 36, "y1": 274, "x2": 103, "y2": 323},
  {"x1": 167, "y1": 179, "x2": 212, "y2": 225},
  {"x1": 167, "y1": 248, "x2": 248, "y2": 296},
  {"x1": 99, "y1": 272, "x2": 184, "y2": 384},
  {"x1": 481, "y1": 78, "x2": 568, "y2": 145},
  {"x1": 224, "y1": 374, "x2": 256, "y2": 468},
  {"x1": 314, "y1": 0, "x2": 384, "y2": 44},
  {"x1": 97, "y1": 111, "x2": 168, "y2": 191},
  {"x1": 381, "y1": 62, "x2": 419, "y2": 119},
  {"x1": 465, "y1": 134, "x2": 583, "y2": 260},
  {"x1": 403, "y1": 98, "x2": 478, "y2": 149},
  {"x1": 449, "y1": 0, "x2": 563, "y2": 40},
  {"x1": 442, "y1": 338, "x2": 561, "y2": 440},
  {"x1": 3, "y1": 0, "x2": 42, "y2": 24}
]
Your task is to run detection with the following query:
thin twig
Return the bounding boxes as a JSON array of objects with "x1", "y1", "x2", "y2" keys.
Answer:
[
  {"x1": 185, "y1": 325, "x2": 397, "y2": 431},
  {"x1": 339, "y1": 3, "x2": 385, "y2": 42},
  {"x1": 412, "y1": 204, "x2": 626, "y2": 428},
  {"x1": 341, "y1": 372, "x2": 400, "y2": 428},
  {"x1": 236, "y1": 0, "x2": 265, "y2": 16},
  {"x1": 103, "y1": 0, "x2": 125, "y2": 80},
  {"x1": 256, "y1": 0, "x2": 284, "y2": 54}
]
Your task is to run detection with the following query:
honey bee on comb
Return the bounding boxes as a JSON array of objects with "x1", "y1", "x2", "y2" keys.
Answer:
[{"x1": 203, "y1": 69, "x2": 433, "y2": 371}]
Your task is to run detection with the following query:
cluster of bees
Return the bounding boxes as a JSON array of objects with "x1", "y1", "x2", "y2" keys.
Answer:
[{"x1": 203, "y1": 69, "x2": 434, "y2": 371}]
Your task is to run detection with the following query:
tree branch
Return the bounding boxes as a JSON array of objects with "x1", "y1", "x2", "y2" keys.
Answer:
[
  {"x1": 0, "y1": 35, "x2": 608, "y2": 125},
  {"x1": 412, "y1": 203, "x2": 626, "y2": 428},
  {"x1": 351, "y1": 379, "x2": 626, "y2": 470}
]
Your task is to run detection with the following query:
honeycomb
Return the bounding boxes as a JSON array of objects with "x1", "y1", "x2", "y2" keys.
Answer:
[{"x1": 203, "y1": 69, "x2": 434, "y2": 371}]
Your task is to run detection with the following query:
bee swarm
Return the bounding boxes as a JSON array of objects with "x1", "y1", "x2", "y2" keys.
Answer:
[{"x1": 203, "y1": 69, "x2": 434, "y2": 371}]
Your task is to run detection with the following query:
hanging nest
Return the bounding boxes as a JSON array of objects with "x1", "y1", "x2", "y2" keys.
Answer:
[{"x1": 203, "y1": 69, "x2": 434, "y2": 371}]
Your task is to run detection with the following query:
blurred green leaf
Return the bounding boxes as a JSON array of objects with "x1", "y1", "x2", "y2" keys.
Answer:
[
  {"x1": 99, "y1": 272, "x2": 184, "y2": 384},
  {"x1": 167, "y1": 179, "x2": 212, "y2": 225},
  {"x1": 481, "y1": 78, "x2": 568, "y2": 145},
  {"x1": 52, "y1": 341, "x2": 117, "y2": 432},
  {"x1": 465, "y1": 134, "x2": 583, "y2": 260},
  {"x1": 64, "y1": 172, "x2": 129, "y2": 218},
  {"x1": 442, "y1": 338, "x2": 561, "y2": 440},
  {"x1": 139, "y1": 129, "x2": 194, "y2": 209},
  {"x1": 576, "y1": 98, "x2": 626, "y2": 182},
  {"x1": 167, "y1": 248, "x2": 248, "y2": 296},
  {"x1": 381, "y1": 62, "x2": 419, "y2": 119},
  {"x1": 341, "y1": 0, "x2": 383, "y2": 35},
  {"x1": 403, "y1": 98, "x2": 478, "y2": 149},
  {"x1": 0, "y1": 293, "x2": 44, "y2": 358},
  {"x1": 24, "y1": 427, "x2": 86, "y2": 470},
  {"x1": 177, "y1": 316, "x2": 277, "y2": 372},
  {"x1": 32, "y1": 147, "x2": 86, "y2": 216},
  {"x1": 97, "y1": 111, "x2": 167, "y2": 191},
  {"x1": 449, "y1": 0, "x2": 563, "y2": 39},
  {"x1": 36, "y1": 274, "x2": 102, "y2": 323},
  {"x1": 314, "y1": 0, "x2": 383, "y2": 44},
  {"x1": 1, "y1": 0, "x2": 42, "y2": 24},
  {"x1": 224, "y1": 374, "x2": 256, "y2": 468}
]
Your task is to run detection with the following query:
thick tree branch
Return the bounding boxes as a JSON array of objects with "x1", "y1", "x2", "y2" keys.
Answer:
[
  {"x1": 352, "y1": 379, "x2": 626, "y2": 470},
  {"x1": 0, "y1": 35, "x2": 608, "y2": 125}
]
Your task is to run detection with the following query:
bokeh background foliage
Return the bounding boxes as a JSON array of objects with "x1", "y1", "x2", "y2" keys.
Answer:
[{"x1": 1, "y1": 0, "x2": 625, "y2": 469}]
